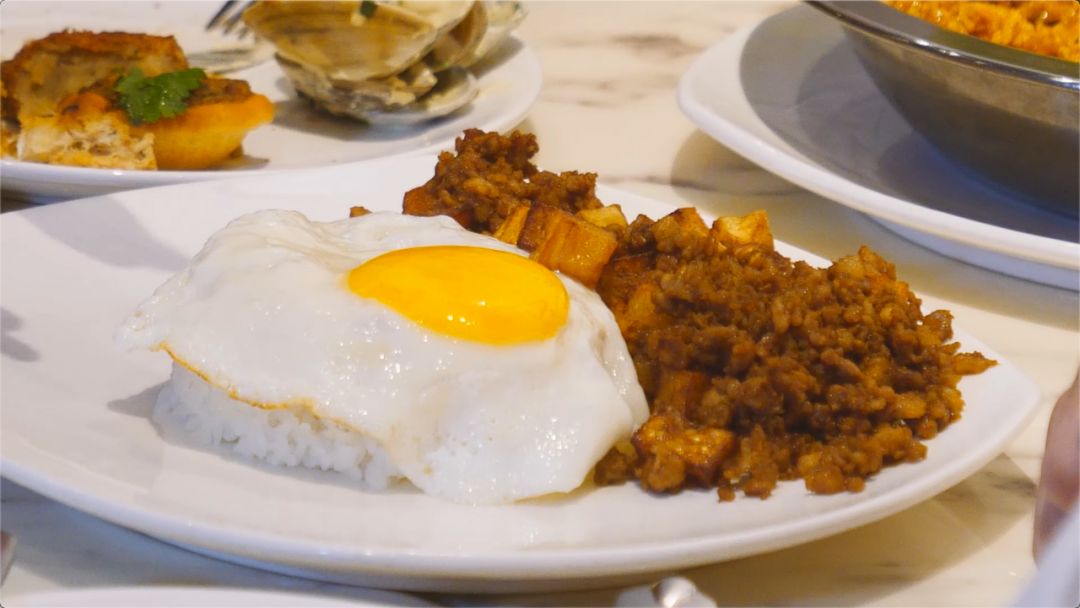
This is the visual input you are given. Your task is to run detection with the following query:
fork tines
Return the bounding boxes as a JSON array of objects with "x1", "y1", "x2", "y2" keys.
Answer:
[{"x1": 206, "y1": 0, "x2": 255, "y2": 37}]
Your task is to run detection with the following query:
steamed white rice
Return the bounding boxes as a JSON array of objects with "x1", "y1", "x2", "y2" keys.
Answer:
[{"x1": 153, "y1": 363, "x2": 403, "y2": 488}]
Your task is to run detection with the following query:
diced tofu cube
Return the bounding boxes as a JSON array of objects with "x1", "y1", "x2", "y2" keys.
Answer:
[
  {"x1": 518, "y1": 204, "x2": 617, "y2": 288},
  {"x1": 711, "y1": 210, "x2": 773, "y2": 249},
  {"x1": 492, "y1": 204, "x2": 529, "y2": 244}
]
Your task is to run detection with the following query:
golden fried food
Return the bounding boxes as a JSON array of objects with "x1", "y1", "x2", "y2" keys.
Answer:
[
  {"x1": 401, "y1": 130, "x2": 997, "y2": 501},
  {"x1": 887, "y1": 1, "x2": 1079, "y2": 61},
  {"x1": 1, "y1": 31, "x2": 188, "y2": 122},
  {"x1": 19, "y1": 74, "x2": 273, "y2": 171},
  {"x1": 17, "y1": 88, "x2": 155, "y2": 169},
  {"x1": 1, "y1": 110, "x2": 18, "y2": 158},
  {"x1": 141, "y1": 77, "x2": 274, "y2": 170},
  {"x1": 2, "y1": 31, "x2": 273, "y2": 171},
  {"x1": 517, "y1": 204, "x2": 617, "y2": 288}
]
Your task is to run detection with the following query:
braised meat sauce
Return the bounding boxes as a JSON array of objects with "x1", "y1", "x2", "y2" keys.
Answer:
[{"x1": 402, "y1": 129, "x2": 995, "y2": 500}]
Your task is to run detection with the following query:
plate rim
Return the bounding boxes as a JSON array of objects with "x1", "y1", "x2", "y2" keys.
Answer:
[
  {"x1": 2, "y1": 585, "x2": 431, "y2": 607},
  {"x1": 675, "y1": 7, "x2": 1079, "y2": 272},
  {"x1": 0, "y1": 159, "x2": 1044, "y2": 584}
]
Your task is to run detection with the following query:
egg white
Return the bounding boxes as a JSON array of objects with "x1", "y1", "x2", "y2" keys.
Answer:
[{"x1": 118, "y1": 210, "x2": 648, "y2": 504}]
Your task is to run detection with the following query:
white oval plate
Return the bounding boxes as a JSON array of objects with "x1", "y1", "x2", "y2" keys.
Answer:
[
  {"x1": 0, "y1": 1, "x2": 540, "y2": 203},
  {"x1": 677, "y1": 5, "x2": 1079, "y2": 290},
  {"x1": 0, "y1": 156, "x2": 1040, "y2": 593},
  {"x1": 5, "y1": 586, "x2": 430, "y2": 608}
]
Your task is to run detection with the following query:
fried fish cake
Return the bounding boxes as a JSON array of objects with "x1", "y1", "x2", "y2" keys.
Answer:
[
  {"x1": 18, "y1": 74, "x2": 274, "y2": 171},
  {"x1": 1, "y1": 31, "x2": 188, "y2": 122}
]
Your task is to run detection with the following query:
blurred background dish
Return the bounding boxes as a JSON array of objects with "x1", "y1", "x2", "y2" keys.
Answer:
[
  {"x1": 242, "y1": 1, "x2": 525, "y2": 125},
  {"x1": 810, "y1": 1, "x2": 1079, "y2": 217},
  {"x1": 677, "y1": 3, "x2": 1079, "y2": 290},
  {"x1": 0, "y1": 1, "x2": 540, "y2": 205}
]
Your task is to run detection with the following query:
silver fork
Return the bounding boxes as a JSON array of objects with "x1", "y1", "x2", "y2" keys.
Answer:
[
  {"x1": 205, "y1": 0, "x2": 256, "y2": 39},
  {"x1": 188, "y1": 0, "x2": 271, "y2": 73}
]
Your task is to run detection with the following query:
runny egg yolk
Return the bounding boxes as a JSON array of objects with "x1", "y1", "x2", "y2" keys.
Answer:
[{"x1": 348, "y1": 245, "x2": 569, "y2": 345}]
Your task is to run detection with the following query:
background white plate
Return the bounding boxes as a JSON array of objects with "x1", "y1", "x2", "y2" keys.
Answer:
[
  {"x1": 1, "y1": 156, "x2": 1041, "y2": 592},
  {"x1": 677, "y1": 5, "x2": 1079, "y2": 290},
  {"x1": 5, "y1": 586, "x2": 431, "y2": 608},
  {"x1": 0, "y1": 0, "x2": 540, "y2": 203}
]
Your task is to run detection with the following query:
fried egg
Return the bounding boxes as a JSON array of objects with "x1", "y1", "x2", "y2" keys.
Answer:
[{"x1": 118, "y1": 210, "x2": 647, "y2": 504}]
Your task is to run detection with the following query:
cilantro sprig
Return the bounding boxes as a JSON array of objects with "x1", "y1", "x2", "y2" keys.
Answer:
[{"x1": 114, "y1": 67, "x2": 206, "y2": 125}]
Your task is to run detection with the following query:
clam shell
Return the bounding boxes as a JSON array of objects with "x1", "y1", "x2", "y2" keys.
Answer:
[
  {"x1": 243, "y1": 1, "x2": 443, "y2": 81},
  {"x1": 395, "y1": 1, "x2": 474, "y2": 33},
  {"x1": 244, "y1": 0, "x2": 520, "y2": 124},
  {"x1": 425, "y1": 2, "x2": 488, "y2": 72},
  {"x1": 459, "y1": 1, "x2": 525, "y2": 67},
  {"x1": 277, "y1": 53, "x2": 440, "y2": 117},
  {"x1": 362, "y1": 66, "x2": 478, "y2": 126}
]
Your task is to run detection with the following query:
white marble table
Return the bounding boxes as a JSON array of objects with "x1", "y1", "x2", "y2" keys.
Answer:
[{"x1": 2, "y1": 2, "x2": 1078, "y2": 606}]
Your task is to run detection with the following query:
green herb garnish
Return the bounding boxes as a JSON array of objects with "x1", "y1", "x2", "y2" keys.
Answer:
[
  {"x1": 359, "y1": 0, "x2": 377, "y2": 17},
  {"x1": 114, "y1": 67, "x2": 206, "y2": 125}
]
